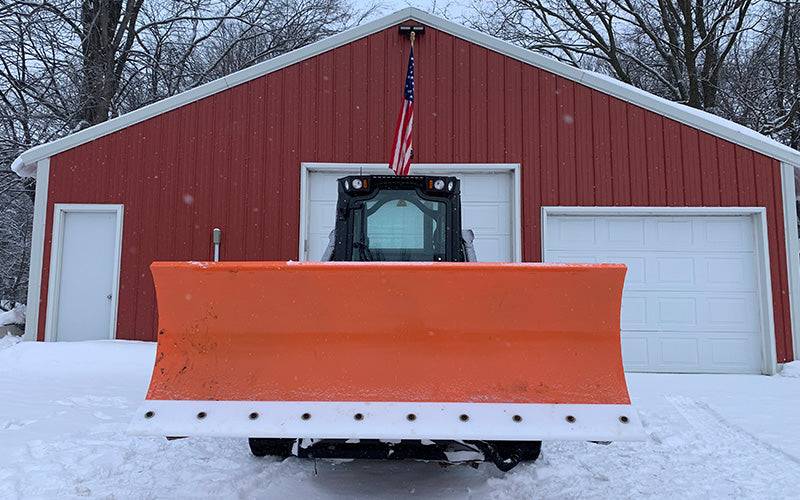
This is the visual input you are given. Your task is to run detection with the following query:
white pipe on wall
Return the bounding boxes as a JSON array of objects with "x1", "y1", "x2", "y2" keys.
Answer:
[{"x1": 213, "y1": 228, "x2": 221, "y2": 262}]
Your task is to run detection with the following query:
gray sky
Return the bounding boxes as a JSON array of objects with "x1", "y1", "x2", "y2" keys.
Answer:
[{"x1": 359, "y1": 0, "x2": 472, "y2": 22}]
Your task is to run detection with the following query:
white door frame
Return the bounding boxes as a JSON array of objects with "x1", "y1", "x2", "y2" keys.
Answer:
[
  {"x1": 44, "y1": 204, "x2": 124, "y2": 342},
  {"x1": 541, "y1": 206, "x2": 777, "y2": 375},
  {"x1": 299, "y1": 163, "x2": 522, "y2": 262}
]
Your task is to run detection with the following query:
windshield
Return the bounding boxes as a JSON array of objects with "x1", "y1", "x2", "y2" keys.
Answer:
[{"x1": 351, "y1": 189, "x2": 447, "y2": 261}]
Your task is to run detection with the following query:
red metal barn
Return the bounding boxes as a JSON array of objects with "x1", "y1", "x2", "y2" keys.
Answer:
[{"x1": 12, "y1": 9, "x2": 800, "y2": 374}]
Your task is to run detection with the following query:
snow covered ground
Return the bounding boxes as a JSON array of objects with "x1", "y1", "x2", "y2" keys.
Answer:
[
  {"x1": 1, "y1": 336, "x2": 799, "y2": 499},
  {"x1": 0, "y1": 304, "x2": 25, "y2": 336}
]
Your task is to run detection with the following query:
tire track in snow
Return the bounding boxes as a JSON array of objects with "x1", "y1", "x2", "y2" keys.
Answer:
[
  {"x1": 486, "y1": 396, "x2": 800, "y2": 499},
  {"x1": 667, "y1": 395, "x2": 800, "y2": 467}
]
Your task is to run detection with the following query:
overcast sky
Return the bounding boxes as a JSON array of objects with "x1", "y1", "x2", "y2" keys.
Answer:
[{"x1": 362, "y1": 0, "x2": 472, "y2": 22}]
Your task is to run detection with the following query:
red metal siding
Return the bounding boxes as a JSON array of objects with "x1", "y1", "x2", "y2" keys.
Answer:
[{"x1": 37, "y1": 23, "x2": 793, "y2": 361}]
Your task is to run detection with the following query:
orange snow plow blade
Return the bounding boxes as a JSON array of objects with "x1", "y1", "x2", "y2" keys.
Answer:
[{"x1": 130, "y1": 261, "x2": 644, "y2": 441}]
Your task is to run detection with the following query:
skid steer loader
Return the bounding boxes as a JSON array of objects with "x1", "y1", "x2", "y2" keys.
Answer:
[{"x1": 130, "y1": 175, "x2": 643, "y2": 471}]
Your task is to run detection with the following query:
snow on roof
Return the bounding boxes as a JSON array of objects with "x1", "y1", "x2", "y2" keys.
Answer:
[{"x1": 11, "y1": 7, "x2": 800, "y2": 178}]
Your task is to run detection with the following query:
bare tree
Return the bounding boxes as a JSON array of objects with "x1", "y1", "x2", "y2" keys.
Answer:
[
  {"x1": 0, "y1": 170, "x2": 33, "y2": 306},
  {"x1": 717, "y1": 0, "x2": 800, "y2": 147},
  {"x1": 469, "y1": 0, "x2": 756, "y2": 111},
  {"x1": 125, "y1": 0, "x2": 365, "y2": 107},
  {"x1": 0, "y1": 0, "x2": 373, "y2": 306}
]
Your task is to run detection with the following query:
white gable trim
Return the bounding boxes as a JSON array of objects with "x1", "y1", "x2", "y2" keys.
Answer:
[{"x1": 12, "y1": 7, "x2": 800, "y2": 177}]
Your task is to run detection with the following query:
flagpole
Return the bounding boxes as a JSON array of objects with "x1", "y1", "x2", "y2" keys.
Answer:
[{"x1": 389, "y1": 30, "x2": 416, "y2": 176}]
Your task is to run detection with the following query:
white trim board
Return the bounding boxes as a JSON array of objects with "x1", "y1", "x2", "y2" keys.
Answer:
[
  {"x1": 782, "y1": 163, "x2": 800, "y2": 361},
  {"x1": 541, "y1": 206, "x2": 777, "y2": 375},
  {"x1": 12, "y1": 8, "x2": 800, "y2": 178},
  {"x1": 299, "y1": 163, "x2": 522, "y2": 263},
  {"x1": 22, "y1": 159, "x2": 50, "y2": 341},
  {"x1": 44, "y1": 204, "x2": 124, "y2": 342}
]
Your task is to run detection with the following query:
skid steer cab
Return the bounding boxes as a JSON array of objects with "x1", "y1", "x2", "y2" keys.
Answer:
[
  {"x1": 325, "y1": 175, "x2": 475, "y2": 263},
  {"x1": 130, "y1": 175, "x2": 644, "y2": 472}
]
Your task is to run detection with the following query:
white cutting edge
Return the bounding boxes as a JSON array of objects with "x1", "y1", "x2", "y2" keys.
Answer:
[{"x1": 130, "y1": 401, "x2": 645, "y2": 441}]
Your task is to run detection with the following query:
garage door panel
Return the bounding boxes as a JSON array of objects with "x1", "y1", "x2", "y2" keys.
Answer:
[
  {"x1": 657, "y1": 297, "x2": 697, "y2": 325},
  {"x1": 542, "y1": 251, "x2": 648, "y2": 283},
  {"x1": 704, "y1": 219, "x2": 753, "y2": 248},
  {"x1": 620, "y1": 336, "x2": 649, "y2": 369},
  {"x1": 549, "y1": 218, "x2": 596, "y2": 246},
  {"x1": 704, "y1": 256, "x2": 756, "y2": 288},
  {"x1": 472, "y1": 236, "x2": 510, "y2": 263},
  {"x1": 655, "y1": 257, "x2": 696, "y2": 285},
  {"x1": 708, "y1": 337, "x2": 761, "y2": 371},
  {"x1": 642, "y1": 253, "x2": 755, "y2": 292},
  {"x1": 309, "y1": 172, "x2": 340, "y2": 201},
  {"x1": 553, "y1": 251, "x2": 756, "y2": 292},
  {"x1": 308, "y1": 201, "x2": 337, "y2": 233},
  {"x1": 605, "y1": 219, "x2": 645, "y2": 245},
  {"x1": 545, "y1": 213, "x2": 763, "y2": 373},
  {"x1": 622, "y1": 331, "x2": 761, "y2": 373},
  {"x1": 621, "y1": 291, "x2": 758, "y2": 332},
  {"x1": 553, "y1": 216, "x2": 756, "y2": 253},
  {"x1": 655, "y1": 220, "x2": 694, "y2": 245},
  {"x1": 657, "y1": 337, "x2": 700, "y2": 366},
  {"x1": 461, "y1": 172, "x2": 511, "y2": 198},
  {"x1": 707, "y1": 296, "x2": 755, "y2": 326},
  {"x1": 308, "y1": 233, "x2": 333, "y2": 261},
  {"x1": 462, "y1": 203, "x2": 510, "y2": 235},
  {"x1": 620, "y1": 296, "x2": 648, "y2": 326},
  {"x1": 599, "y1": 256, "x2": 647, "y2": 284}
]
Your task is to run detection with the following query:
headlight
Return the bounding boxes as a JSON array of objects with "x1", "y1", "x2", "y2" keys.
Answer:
[
  {"x1": 434, "y1": 179, "x2": 445, "y2": 190},
  {"x1": 352, "y1": 178, "x2": 363, "y2": 189}
]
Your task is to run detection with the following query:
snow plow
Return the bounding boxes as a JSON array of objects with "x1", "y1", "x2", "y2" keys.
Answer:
[{"x1": 130, "y1": 175, "x2": 644, "y2": 470}]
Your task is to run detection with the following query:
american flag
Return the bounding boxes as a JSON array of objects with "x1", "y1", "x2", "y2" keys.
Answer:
[{"x1": 389, "y1": 47, "x2": 414, "y2": 176}]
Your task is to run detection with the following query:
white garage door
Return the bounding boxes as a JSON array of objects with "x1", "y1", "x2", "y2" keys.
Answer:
[
  {"x1": 304, "y1": 168, "x2": 516, "y2": 262},
  {"x1": 544, "y1": 213, "x2": 765, "y2": 374}
]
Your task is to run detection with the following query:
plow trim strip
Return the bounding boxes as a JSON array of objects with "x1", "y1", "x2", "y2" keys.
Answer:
[{"x1": 130, "y1": 401, "x2": 645, "y2": 441}]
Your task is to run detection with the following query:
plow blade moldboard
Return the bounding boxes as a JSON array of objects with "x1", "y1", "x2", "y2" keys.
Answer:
[{"x1": 130, "y1": 261, "x2": 644, "y2": 441}]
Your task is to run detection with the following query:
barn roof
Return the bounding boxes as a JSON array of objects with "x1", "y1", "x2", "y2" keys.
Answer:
[{"x1": 11, "y1": 7, "x2": 800, "y2": 178}]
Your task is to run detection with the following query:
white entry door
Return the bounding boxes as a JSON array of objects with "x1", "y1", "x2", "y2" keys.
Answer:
[{"x1": 47, "y1": 205, "x2": 123, "y2": 341}]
